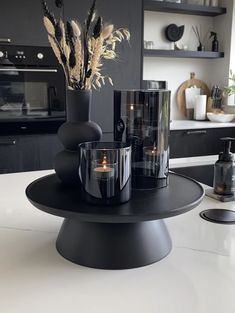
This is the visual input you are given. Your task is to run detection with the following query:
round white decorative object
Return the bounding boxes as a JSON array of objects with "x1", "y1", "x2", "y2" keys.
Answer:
[{"x1": 0, "y1": 51, "x2": 4, "y2": 58}]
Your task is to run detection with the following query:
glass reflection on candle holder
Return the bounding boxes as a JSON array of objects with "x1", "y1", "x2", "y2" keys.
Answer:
[
  {"x1": 114, "y1": 89, "x2": 171, "y2": 190},
  {"x1": 79, "y1": 142, "x2": 131, "y2": 205},
  {"x1": 143, "y1": 146, "x2": 160, "y2": 177}
]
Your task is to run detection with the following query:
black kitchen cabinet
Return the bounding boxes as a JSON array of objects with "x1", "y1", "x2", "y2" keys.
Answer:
[
  {"x1": 170, "y1": 127, "x2": 235, "y2": 158},
  {"x1": 0, "y1": 134, "x2": 62, "y2": 174},
  {"x1": 64, "y1": 0, "x2": 143, "y2": 132},
  {"x1": 0, "y1": 0, "x2": 62, "y2": 46},
  {"x1": 37, "y1": 134, "x2": 63, "y2": 169}
]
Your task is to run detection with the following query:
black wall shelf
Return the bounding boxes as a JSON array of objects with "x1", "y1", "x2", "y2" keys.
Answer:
[
  {"x1": 144, "y1": 1, "x2": 226, "y2": 16},
  {"x1": 144, "y1": 49, "x2": 224, "y2": 59}
]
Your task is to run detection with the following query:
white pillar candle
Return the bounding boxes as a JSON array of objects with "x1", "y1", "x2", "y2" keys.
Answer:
[{"x1": 194, "y1": 95, "x2": 207, "y2": 120}]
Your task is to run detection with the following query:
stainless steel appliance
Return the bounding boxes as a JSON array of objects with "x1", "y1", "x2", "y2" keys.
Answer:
[{"x1": 0, "y1": 45, "x2": 66, "y2": 134}]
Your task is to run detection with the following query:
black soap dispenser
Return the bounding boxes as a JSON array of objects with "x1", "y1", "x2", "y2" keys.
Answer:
[
  {"x1": 214, "y1": 137, "x2": 235, "y2": 196},
  {"x1": 210, "y1": 31, "x2": 219, "y2": 52}
]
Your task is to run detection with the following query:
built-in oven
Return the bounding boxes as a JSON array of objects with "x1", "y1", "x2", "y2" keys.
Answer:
[{"x1": 0, "y1": 45, "x2": 66, "y2": 134}]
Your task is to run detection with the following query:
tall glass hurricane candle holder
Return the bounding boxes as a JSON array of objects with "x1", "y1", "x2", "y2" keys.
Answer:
[
  {"x1": 79, "y1": 142, "x2": 131, "y2": 205},
  {"x1": 114, "y1": 90, "x2": 171, "y2": 190}
]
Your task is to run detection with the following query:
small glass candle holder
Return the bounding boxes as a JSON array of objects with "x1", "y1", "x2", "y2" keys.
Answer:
[{"x1": 79, "y1": 142, "x2": 131, "y2": 205}]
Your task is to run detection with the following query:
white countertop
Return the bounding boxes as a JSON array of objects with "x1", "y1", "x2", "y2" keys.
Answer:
[
  {"x1": 1, "y1": 170, "x2": 235, "y2": 313},
  {"x1": 169, "y1": 155, "x2": 217, "y2": 168},
  {"x1": 171, "y1": 120, "x2": 235, "y2": 130}
]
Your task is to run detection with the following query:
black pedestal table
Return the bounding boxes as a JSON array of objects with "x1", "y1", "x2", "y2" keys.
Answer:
[{"x1": 26, "y1": 173, "x2": 204, "y2": 269}]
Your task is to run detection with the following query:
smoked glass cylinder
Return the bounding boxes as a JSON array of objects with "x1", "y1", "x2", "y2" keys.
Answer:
[
  {"x1": 114, "y1": 90, "x2": 171, "y2": 189},
  {"x1": 79, "y1": 142, "x2": 131, "y2": 205}
]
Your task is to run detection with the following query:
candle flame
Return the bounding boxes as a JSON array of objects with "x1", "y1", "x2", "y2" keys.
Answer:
[
  {"x1": 130, "y1": 104, "x2": 134, "y2": 111},
  {"x1": 152, "y1": 146, "x2": 157, "y2": 154},
  {"x1": 102, "y1": 155, "x2": 107, "y2": 169}
]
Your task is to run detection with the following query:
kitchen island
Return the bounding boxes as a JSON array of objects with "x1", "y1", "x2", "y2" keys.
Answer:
[{"x1": 1, "y1": 170, "x2": 235, "y2": 313}]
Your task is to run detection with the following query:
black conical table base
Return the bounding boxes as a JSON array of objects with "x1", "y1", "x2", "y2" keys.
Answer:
[
  {"x1": 56, "y1": 219, "x2": 172, "y2": 269},
  {"x1": 26, "y1": 173, "x2": 204, "y2": 269}
]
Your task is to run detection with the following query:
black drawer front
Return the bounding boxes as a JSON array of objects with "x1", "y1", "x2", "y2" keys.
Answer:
[
  {"x1": 0, "y1": 134, "x2": 62, "y2": 174},
  {"x1": 170, "y1": 128, "x2": 235, "y2": 158}
]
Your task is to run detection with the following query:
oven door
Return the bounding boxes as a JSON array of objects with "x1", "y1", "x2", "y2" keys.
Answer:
[{"x1": 0, "y1": 66, "x2": 66, "y2": 121}]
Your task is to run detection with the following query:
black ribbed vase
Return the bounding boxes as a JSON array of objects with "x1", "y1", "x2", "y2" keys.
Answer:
[{"x1": 54, "y1": 90, "x2": 102, "y2": 185}]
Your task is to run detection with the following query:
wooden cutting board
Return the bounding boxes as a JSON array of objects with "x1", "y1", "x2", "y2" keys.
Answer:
[{"x1": 177, "y1": 73, "x2": 210, "y2": 117}]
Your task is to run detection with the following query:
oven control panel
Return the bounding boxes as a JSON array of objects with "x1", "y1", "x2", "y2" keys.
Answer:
[
  {"x1": 15, "y1": 50, "x2": 26, "y2": 59},
  {"x1": 0, "y1": 45, "x2": 58, "y2": 66}
]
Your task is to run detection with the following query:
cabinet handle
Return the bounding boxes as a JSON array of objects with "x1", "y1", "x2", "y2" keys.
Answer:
[
  {"x1": 0, "y1": 68, "x2": 57, "y2": 73},
  {"x1": 186, "y1": 130, "x2": 207, "y2": 135},
  {"x1": 0, "y1": 38, "x2": 11, "y2": 43},
  {"x1": 0, "y1": 139, "x2": 16, "y2": 145}
]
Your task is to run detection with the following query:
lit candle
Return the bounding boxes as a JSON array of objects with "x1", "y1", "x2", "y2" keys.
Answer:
[
  {"x1": 128, "y1": 104, "x2": 142, "y2": 117},
  {"x1": 93, "y1": 154, "x2": 115, "y2": 179},
  {"x1": 145, "y1": 146, "x2": 158, "y2": 157}
]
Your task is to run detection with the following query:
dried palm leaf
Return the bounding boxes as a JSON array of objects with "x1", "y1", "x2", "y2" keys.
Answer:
[
  {"x1": 70, "y1": 20, "x2": 82, "y2": 82},
  {"x1": 55, "y1": 21, "x2": 62, "y2": 42},
  {"x1": 66, "y1": 21, "x2": 75, "y2": 51},
  {"x1": 43, "y1": 16, "x2": 55, "y2": 36},
  {"x1": 59, "y1": 20, "x2": 69, "y2": 58},
  {"x1": 93, "y1": 17, "x2": 103, "y2": 39},
  {"x1": 71, "y1": 20, "x2": 81, "y2": 38},
  {"x1": 42, "y1": 1, "x2": 56, "y2": 26},
  {"x1": 86, "y1": 0, "x2": 96, "y2": 34}
]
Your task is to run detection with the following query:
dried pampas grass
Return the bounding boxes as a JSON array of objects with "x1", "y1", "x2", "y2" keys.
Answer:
[{"x1": 42, "y1": 0, "x2": 130, "y2": 90}]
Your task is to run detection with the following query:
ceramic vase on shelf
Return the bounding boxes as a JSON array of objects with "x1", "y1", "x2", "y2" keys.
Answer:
[{"x1": 54, "y1": 89, "x2": 102, "y2": 185}]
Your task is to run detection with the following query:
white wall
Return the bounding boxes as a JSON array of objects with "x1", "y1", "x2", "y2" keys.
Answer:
[
  {"x1": 230, "y1": 0, "x2": 235, "y2": 73},
  {"x1": 143, "y1": 1, "x2": 234, "y2": 119},
  {"x1": 210, "y1": 0, "x2": 233, "y2": 93},
  {"x1": 220, "y1": 0, "x2": 235, "y2": 109}
]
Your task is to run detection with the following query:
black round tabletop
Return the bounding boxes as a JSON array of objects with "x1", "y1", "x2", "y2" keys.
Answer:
[{"x1": 26, "y1": 173, "x2": 204, "y2": 223}]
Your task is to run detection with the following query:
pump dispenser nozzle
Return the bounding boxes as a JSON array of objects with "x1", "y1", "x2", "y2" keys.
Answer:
[
  {"x1": 210, "y1": 31, "x2": 217, "y2": 39},
  {"x1": 219, "y1": 137, "x2": 235, "y2": 161}
]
